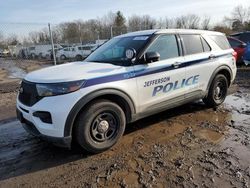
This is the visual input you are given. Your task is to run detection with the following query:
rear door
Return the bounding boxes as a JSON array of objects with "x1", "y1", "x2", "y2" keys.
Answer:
[
  {"x1": 180, "y1": 34, "x2": 214, "y2": 98},
  {"x1": 134, "y1": 34, "x2": 186, "y2": 113}
]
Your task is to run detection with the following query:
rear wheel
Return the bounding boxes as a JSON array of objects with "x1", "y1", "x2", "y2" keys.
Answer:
[
  {"x1": 74, "y1": 100, "x2": 126, "y2": 153},
  {"x1": 203, "y1": 74, "x2": 228, "y2": 107},
  {"x1": 75, "y1": 55, "x2": 82, "y2": 61},
  {"x1": 60, "y1": 55, "x2": 66, "y2": 60}
]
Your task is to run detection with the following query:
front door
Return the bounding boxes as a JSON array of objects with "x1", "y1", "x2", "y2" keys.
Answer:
[{"x1": 134, "y1": 34, "x2": 186, "y2": 114}]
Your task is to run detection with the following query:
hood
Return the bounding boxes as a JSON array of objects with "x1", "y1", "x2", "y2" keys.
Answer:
[{"x1": 25, "y1": 61, "x2": 125, "y2": 83}]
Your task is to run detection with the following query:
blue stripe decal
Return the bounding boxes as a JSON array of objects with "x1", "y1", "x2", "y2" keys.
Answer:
[{"x1": 83, "y1": 53, "x2": 231, "y2": 88}]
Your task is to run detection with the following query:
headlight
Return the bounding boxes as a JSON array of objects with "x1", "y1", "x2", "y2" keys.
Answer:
[{"x1": 36, "y1": 80, "x2": 85, "y2": 97}]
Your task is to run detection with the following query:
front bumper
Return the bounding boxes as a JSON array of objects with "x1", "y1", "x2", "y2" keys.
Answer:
[{"x1": 17, "y1": 108, "x2": 72, "y2": 148}]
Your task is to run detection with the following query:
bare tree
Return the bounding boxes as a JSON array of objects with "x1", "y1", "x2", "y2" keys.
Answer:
[
  {"x1": 232, "y1": 5, "x2": 250, "y2": 23},
  {"x1": 201, "y1": 16, "x2": 211, "y2": 30},
  {"x1": 141, "y1": 15, "x2": 156, "y2": 30},
  {"x1": 6, "y1": 34, "x2": 19, "y2": 45},
  {"x1": 0, "y1": 31, "x2": 5, "y2": 48},
  {"x1": 128, "y1": 15, "x2": 156, "y2": 31},
  {"x1": 175, "y1": 14, "x2": 200, "y2": 29},
  {"x1": 224, "y1": 5, "x2": 250, "y2": 31},
  {"x1": 165, "y1": 17, "x2": 174, "y2": 29},
  {"x1": 128, "y1": 15, "x2": 142, "y2": 31},
  {"x1": 213, "y1": 25, "x2": 233, "y2": 35},
  {"x1": 28, "y1": 27, "x2": 51, "y2": 44}
]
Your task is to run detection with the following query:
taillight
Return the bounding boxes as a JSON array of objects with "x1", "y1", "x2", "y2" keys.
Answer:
[{"x1": 232, "y1": 51, "x2": 237, "y2": 61}]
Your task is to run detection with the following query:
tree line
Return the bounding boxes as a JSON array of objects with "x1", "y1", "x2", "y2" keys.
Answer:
[{"x1": 0, "y1": 5, "x2": 249, "y2": 48}]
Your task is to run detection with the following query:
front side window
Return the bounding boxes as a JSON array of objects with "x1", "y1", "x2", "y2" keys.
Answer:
[
  {"x1": 85, "y1": 35, "x2": 150, "y2": 65},
  {"x1": 181, "y1": 34, "x2": 204, "y2": 55},
  {"x1": 145, "y1": 35, "x2": 179, "y2": 61}
]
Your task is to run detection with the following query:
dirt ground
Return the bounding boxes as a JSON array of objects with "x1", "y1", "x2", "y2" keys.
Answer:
[
  {"x1": 0, "y1": 58, "x2": 250, "y2": 188},
  {"x1": 0, "y1": 58, "x2": 50, "y2": 121}
]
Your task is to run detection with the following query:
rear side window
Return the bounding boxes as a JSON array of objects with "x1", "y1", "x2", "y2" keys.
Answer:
[
  {"x1": 146, "y1": 35, "x2": 179, "y2": 60},
  {"x1": 181, "y1": 35, "x2": 204, "y2": 55},
  {"x1": 210, "y1": 35, "x2": 231, "y2": 50}
]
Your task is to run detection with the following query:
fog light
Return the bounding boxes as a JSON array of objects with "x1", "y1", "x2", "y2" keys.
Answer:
[{"x1": 33, "y1": 111, "x2": 52, "y2": 124}]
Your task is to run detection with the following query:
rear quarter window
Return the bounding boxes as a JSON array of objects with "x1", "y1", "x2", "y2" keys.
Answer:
[
  {"x1": 201, "y1": 37, "x2": 211, "y2": 52},
  {"x1": 210, "y1": 35, "x2": 231, "y2": 50}
]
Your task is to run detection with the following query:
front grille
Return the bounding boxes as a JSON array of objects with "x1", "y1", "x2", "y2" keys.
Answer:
[{"x1": 18, "y1": 80, "x2": 42, "y2": 106}]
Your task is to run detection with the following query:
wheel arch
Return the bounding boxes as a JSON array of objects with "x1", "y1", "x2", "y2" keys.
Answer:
[
  {"x1": 206, "y1": 65, "x2": 233, "y2": 93},
  {"x1": 64, "y1": 88, "x2": 136, "y2": 137}
]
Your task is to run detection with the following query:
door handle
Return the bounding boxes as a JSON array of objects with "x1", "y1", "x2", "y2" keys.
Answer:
[
  {"x1": 209, "y1": 54, "x2": 216, "y2": 59},
  {"x1": 172, "y1": 62, "x2": 182, "y2": 68}
]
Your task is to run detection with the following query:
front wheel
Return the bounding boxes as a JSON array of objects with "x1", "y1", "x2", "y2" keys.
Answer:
[
  {"x1": 203, "y1": 74, "x2": 228, "y2": 107},
  {"x1": 74, "y1": 100, "x2": 126, "y2": 153},
  {"x1": 75, "y1": 55, "x2": 82, "y2": 61}
]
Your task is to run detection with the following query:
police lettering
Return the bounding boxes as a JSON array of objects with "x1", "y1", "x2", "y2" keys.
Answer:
[{"x1": 152, "y1": 75, "x2": 200, "y2": 96}]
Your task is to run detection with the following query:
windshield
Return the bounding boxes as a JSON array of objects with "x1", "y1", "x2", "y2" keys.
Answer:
[{"x1": 85, "y1": 35, "x2": 150, "y2": 65}]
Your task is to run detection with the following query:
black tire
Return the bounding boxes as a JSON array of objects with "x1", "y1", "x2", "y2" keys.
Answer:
[
  {"x1": 75, "y1": 55, "x2": 82, "y2": 61},
  {"x1": 31, "y1": 53, "x2": 36, "y2": 59},
  {"x1": 74, "y1": 100, "x2": 126, "y2": 153},
  {"x1": 203, "y1": 74, "x2": 228, "y2": 107},
  {"x1": 60, "y1": 55, "x2": 66, "y2": 60}
]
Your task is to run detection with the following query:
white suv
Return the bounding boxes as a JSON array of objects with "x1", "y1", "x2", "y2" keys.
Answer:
[
  {"x1": 17, "y1": 29, "x2": 237, "y2": 153},
  {"x1": 56, "y1": 45, "x2": 97, "y2": 61}
]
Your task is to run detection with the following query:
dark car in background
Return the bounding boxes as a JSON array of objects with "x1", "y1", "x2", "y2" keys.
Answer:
[
  {"x1": 230, "y1": 32, "x2": 250, "y2": 65},
  {"x1": 230, "y1": 32, "x2": 250, "y2": 43},
  {"x1": 227, "y1": 36, "x2": 247, "y2": 64}
]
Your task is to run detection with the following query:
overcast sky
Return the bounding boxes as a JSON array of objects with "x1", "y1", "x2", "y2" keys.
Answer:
[
  {"x1": 0, "y1": 0, "x2": 249, "y2": 24},
  {"x1": 0, "y1": 0, "x2": 249, "y2": 38}
]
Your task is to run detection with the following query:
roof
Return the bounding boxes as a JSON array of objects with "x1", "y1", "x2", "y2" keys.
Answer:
[{"x1": 117, "y1": 29, "x2": 224, "y2": 38}]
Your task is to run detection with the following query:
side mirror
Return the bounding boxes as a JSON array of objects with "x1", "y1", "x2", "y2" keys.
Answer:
[{"x1": 145, "y1": 52, "x2": 160, "y2": 63}]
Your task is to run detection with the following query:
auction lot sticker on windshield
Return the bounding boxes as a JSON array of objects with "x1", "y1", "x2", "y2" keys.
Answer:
[{"x1": 133, "y1": 36, "x2": 149, "y2": 40}]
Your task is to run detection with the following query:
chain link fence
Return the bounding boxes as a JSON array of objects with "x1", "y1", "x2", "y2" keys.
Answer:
[{"x1": 0, "y1": 22, "x2": 133, "y2": 65}]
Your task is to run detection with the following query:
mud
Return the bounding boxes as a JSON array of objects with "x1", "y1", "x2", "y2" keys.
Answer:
[
  {"x1": 0, "y1": 58, "x2": 49, "y2": 121},
  {"x1": 0, "y1": 61, "x2": 250, "y2": 187}
]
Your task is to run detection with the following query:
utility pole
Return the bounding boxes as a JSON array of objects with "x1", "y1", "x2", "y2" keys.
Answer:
[
  {"x1": 48, "y1": 23, "x2": 56, "y2": 65},
  {"x1": 110, "y1": 26, "x2": 113, "y2": 38},
  {"x1": 79, "y1": 24, "x2": 82, "y2": 44}
]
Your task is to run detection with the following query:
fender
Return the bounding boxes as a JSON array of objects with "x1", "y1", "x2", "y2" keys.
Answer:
[
  {"x1": 64, "y1": 88, "x2": 136, "y2": 137},
  {"x1": 206, "y1": 65, "x2": 233, "y2": 92}
]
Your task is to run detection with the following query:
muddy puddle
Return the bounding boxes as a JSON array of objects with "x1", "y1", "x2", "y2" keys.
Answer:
[
  {"x1": 0, "y1": 59, "x2": 26, "y2": 79},
  {"x1": 0, "y1": 68, "x2": 250, "y2": 187}
]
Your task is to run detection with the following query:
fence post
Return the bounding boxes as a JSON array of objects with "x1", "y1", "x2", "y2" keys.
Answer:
[
  {"x1": 110, "y1": 26, "x2": 113, "y2": 38},
  {"x1": 48, "y1": 23, "x2": 57, "y2": 65},
  {"x1": 79, "y1": 24, "x2": 82, "y2": 44}
]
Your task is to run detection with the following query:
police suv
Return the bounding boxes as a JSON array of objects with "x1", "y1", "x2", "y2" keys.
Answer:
[{"x1": 17, "y1": 29, "x2": 237, "y2": 153}]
